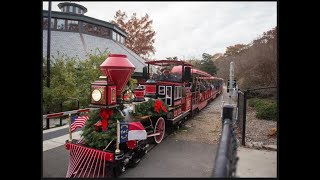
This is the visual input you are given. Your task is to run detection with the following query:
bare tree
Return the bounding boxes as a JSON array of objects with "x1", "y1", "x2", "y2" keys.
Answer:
[{"x1": 215, "y1": 27, "x2": 277, "y2": 89}]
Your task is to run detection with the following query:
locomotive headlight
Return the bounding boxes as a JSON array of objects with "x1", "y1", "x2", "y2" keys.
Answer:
[{"x1": 92, "y1": 89, "x2": 102, "y2": 101}]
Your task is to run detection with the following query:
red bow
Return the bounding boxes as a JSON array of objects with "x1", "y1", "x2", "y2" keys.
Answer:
[
  {"x1": 99, "y1": 109, "x2": 113, "y2": 132},
  {"x1": 154, "y1": 99, "x2": 167, "y2": 113}
]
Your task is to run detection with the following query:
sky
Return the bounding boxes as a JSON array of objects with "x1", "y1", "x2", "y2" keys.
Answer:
[{"x1": 43, "y1": 1, "x2": 277, "y2": 60}]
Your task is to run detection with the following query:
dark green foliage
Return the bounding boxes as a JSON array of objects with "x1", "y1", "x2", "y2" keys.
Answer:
[
  {"x1": 186, "y1": 53, "x2": 218, "y2": 76},
  {"x1": 43, "y1": 49, "x2": 109, "y2": 113},
  {"x1": 248, "y1": 98, "x2": 277, "y2": 121}
]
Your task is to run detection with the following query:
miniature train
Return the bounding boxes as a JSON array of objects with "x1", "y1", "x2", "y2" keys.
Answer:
[{"x1": 65, "y1": 54, "x2": 224, "y2": 177}]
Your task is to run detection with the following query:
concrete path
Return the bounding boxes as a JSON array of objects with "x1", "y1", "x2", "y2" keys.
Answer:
[
  {"x1": 42, "y1": 135, "x2": 218, "y2": 178},
  {"x1": 121, "y1": 138, "x2": 217, "y2": 178},
  {"x1": 43, "y1": 127, "x2": 82, "y2": 151},
  {"x1": 236, "y1": 147, "x2": 277, "y2": 178}
]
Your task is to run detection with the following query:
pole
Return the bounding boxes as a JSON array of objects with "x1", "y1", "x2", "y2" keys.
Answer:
[
  {"x1": 149, "y1": 65, "x2": 152, "y2": 79},
  {"x1": 228, "y1": 61, "x2": 234, "y2": 104},
  {"x1": 77, "y1": 100, "x2": 80, "y2": 109},
  {"x1": 241, "y1": 91, "x2": 247, "y2": 146},
  {"x1": 46, "y1": 111, "x2": 50, "y2": 129},
  {"x1": 60, "y1": 103, "x2": 63, "y2": 126},
  {"x1": 115, "y1": 120, "x2": 120, "y2": 154},
  {"x1": 68, "y1": 114, "x2": 73, "y2": 141},
  {"x1": 46, "y1": 0, "x2": 52, "y2": 88}
]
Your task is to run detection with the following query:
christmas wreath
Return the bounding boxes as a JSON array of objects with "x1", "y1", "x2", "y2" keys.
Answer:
[{"x1": 81, "y1": 109, "x2": 124, "y2": 150}]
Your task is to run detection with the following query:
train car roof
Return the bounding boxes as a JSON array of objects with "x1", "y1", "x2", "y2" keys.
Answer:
[
  {"x1": 171, "y1": 66, "x2": 213, "y2": 77},
  {"x1": 197, "y1": 77, "x2": 224, "y2": 80},
  {"x1": 191, "y1": 68, "x2": 211, "y2": 77},
  {"x1": 146, "y1": 60, "x2": 192, "y2": 66}
]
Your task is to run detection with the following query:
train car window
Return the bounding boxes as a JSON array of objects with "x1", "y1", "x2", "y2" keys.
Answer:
[
  {"x1": 184, "y1": 66, "x2": 191, "y2": 81},
  {"x1": 166, "y1": 86, "x2": 172, "y2": 106},
  {"x1": 166, "y1": 86, "x2": 172, "y2": 98},
  {"x1": 158, "y1": 86, "x2": 165, "y2": 95},
  {"x1": 174, "y1": 86, "x2": 182, "y2": 100}
]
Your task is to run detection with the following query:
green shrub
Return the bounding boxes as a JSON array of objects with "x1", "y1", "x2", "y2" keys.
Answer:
[
  {"x1": 248, "y1": 98, "x2": 261, "y2": 107},
  {"x1": 43, "y1": 49, "x2": 109, "y2": 113},
  {"x1": 248, "y1": 98, "x2": 277, "y2": 120}
]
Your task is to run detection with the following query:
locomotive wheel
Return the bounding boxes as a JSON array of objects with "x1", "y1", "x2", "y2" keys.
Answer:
[{"x1": 153, "y1": 117, "x2": 165, "y2": 144}]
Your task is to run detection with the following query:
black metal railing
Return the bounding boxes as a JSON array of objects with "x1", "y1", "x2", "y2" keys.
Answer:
[
  {"x1": 44, "y1": 98, "x2": 80, "y2": 129},
  {"x1": 236, "y1": 86, "x2": 277, "y2": 146},
  {"x1": 237, "y1": 90, "x2": 247, "y2": 146},
  {"x1": 213, "y1": 105, "x2": 239, "y2": 177}
]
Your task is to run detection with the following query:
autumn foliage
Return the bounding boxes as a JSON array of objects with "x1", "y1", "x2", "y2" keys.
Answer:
[
  {"x1": 112, "y1": 10, "x2": 156, "y2": 58},
  {"x1": 214, "y1": 26, "x2": 277, "y2": 90}
]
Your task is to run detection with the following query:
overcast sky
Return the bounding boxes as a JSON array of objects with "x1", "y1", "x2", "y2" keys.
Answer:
[{"x1": 43, "y1": 1, "x2": 277, "y2": 60}]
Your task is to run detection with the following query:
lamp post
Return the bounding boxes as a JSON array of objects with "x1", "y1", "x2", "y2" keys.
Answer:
[{"x1": 46, "y1": 0, "x2": 52, "y2": 88}]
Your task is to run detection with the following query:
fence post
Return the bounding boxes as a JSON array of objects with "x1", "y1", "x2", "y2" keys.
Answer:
[
  {"x1": 236, "y1": 91, "x2": 240, "y2": 121},
  {"x1": 60, "y1": 102, "x2": 63, "y2": 126},
  {"x1": 46, "y1": 110, "x2": 50, "y2": 129},
  {"x1": 242, "y1": 91, "x2": 247, "y2": 146},
  {"x1": 222, "y1": 104, "x2": 234, "y2": 122}
]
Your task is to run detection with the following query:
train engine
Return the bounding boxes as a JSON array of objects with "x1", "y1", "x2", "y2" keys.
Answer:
[
  {"x1": 65, "y1": 54, "x2": 168, "y2": 178},
  {"x1": 64, "y1": 54, "x2": 223, "y2": 178}
]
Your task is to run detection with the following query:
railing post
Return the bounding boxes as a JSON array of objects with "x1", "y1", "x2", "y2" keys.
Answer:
[
  {"x1": 214, "y1": 105, "x2": 234, "y2": 177},
  {"x1": 46, "y1": 110, "x2": 50, "y2": 129},
  {"x1": 236, "y1": 91, "x2": 240, "y2": 122},
  {"x1": 60, "y1": 102, "x2": 63, "y2": 126},
  {"x1": 242, "y1": 91, "x2": 247, "y2": 146},
  {"x1": 222, "y1": 104, "x2": 234, "y2": 123}
]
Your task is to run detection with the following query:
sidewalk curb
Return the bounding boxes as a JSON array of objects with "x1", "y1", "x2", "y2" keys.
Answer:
[{"x1": 242, "y1": 142, "x2": 277, "y2": 151}]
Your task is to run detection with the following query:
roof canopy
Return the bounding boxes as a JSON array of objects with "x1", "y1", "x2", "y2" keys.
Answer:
[
  {"x1": 146, "y1": 60, "x2": 192, "y2": 66},
  {"x1": 192, "y1": 69, "x2": 211, "y2": 77}
]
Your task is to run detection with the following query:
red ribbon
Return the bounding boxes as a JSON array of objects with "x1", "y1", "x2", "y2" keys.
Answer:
[
  {"x1": 99, "y1": 109, "x2": 113, "y2": 132},
  {"x1": 154, "y1": 99, "x2": 167, "y2": 113}
]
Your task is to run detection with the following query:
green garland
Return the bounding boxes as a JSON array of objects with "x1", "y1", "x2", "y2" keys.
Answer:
[
  {"x1": 80, "y1": 99, "x2": 168, "y2": 150},
  {"x1": 81, "y1": 109, "x2": 124, "y2": 150},
  {"x1": 133, "y1": 99, "x2": 169, "y2": 117}
]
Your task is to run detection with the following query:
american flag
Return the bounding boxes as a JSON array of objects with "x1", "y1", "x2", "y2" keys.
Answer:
[{"x1": 70, "y1": 115, "x2": 89, "y2": 132}]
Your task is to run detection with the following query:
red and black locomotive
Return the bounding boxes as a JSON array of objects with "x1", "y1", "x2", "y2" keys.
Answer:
[{"x1": 65, "y1": 54, "x2": 223, "y2": 177}]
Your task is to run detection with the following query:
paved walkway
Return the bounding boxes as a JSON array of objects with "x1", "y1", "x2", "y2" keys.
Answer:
[
  {"x1": 43, "y1": 131, "x2": 217, "y2": 178},
  {"x1": 237, "y1": 147, "x2": 277, "y2": 177},
  {"x1": 43, "y1": 126, "x2": 277, "y2": 178}
]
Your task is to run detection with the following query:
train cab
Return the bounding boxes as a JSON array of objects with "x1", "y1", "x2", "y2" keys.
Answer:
[{"x1": 142, "y1": 60, "x2": 192, "y2": 126}]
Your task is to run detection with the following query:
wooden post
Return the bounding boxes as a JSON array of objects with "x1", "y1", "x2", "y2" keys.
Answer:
[
  {"x1": 68, "y1": 114, "x2": 72, "y2": 141},
  {"x1": 115, "y1": 120, "x2": 120, "y2": 154}
]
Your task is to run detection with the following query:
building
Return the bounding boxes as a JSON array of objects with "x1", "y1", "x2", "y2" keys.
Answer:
[{"x1": 42, "y1": 2, "x2": 148, "y2": 77}]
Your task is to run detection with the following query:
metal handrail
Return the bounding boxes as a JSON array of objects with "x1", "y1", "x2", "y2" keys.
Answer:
[{"x1": 213, "y1": 104, "x2": 238, "y2": 178}]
